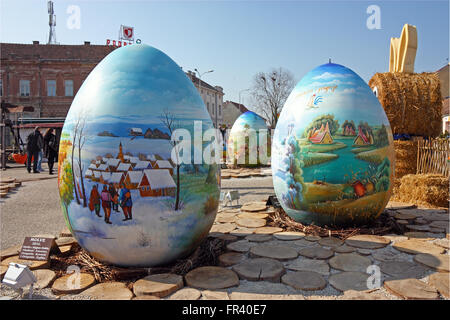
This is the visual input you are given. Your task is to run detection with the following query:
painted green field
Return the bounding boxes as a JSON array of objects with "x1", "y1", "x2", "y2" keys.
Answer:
[
  {"x1": 355, "y1": 146, "x2": 390, "y2": 164},
  {"x1": 351, "y1": 146, "x2": 377, "y2": 154},
  {"x1": 302, "y1": 152, "x2": 338, "y2": 167},
  {"x1": 300, "y1": 141, "x2": 347, "y2": 153}
]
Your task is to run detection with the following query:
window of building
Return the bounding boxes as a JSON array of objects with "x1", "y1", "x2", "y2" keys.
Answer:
[
  {"x1": 207, "y1": 102, "x2": 210, "y2": 112},
  {"x1": 47, "y1": 80, "x2": 56, "y2": 96},
  {"x1": 65, "y1": 80, "x2": 73, "y2": 96},
  {"x1": 218, "y1": 105, "x2": 222, "y2": 116},
  {"x1": 19, "y1": 80, "x2": 30, "y2": 96},
  {"x1": 0, "y1": 79, "x2": 2, "y2": 96},
  {"x1": 212, "y1": 103, "x2": 215, "y2": 115}
]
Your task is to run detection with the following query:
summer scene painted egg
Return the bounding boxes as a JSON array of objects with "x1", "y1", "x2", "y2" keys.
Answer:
[
  {"x1": 227, "y1": 111, "x2": 269, "y2": 166},
  {"x1": 272, "y1": 63, "x2": 394, "y2": 226},
  {"x1": 58, "y1": 44, "x2": 220, "y2": 267}
]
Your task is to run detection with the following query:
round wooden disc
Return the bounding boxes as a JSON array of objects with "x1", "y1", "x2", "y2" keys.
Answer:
[
  {"x1": 384, "y1": 278, "x2": 439, "y2": 300},
  {"x1": 281, "y1": 271, "x2": 327, "y2": 291},
  {"x1": 1, "y1": 255, "x2": 50, "y2": 270},
  {"x1": 393, "y1": 240, "x2": 445, "y2": 255},
  {"x1": 253, "y1": 227, "x2": 283, "y2": 234},
  {"x1": 413, "y1": 253, "x2": 450, "y2": 272},
  {"x1": 185, "y1": 266, "x2": 239, "y2": 289},
  {"x1": 298, "y1": 247, "x2": 334, "y2": 260},
  {"x1": 329, "y1": 253, "x2": 372, "y2": 272},
  {"x1": 345, "y1": 235, "x2": 390, "y2": 249},
  {"x1": 133, "y1": 273, "x2": 183, "y2": 298},
  {"x1": 232, "y1": 258, "x2": 285, "y2": 282},
  {"x1": 83, "y1": 282, "x2": 134, "y2": 300},
  {"x1": 240, "y1": 202, "x2": 267, "y2": 212},
  {"x1": 236, "y1": 218, "x2": 267, "y2": 228},
  {"x1": 250, "y1": 245, "x2": 298, "y2": 261},
  {"x1": 219, "y1": 252, "x2": 246, "y2": 267},
  {"x1": 52, "y1": 273, "x2": 96, "y2": 294},
  {"x1": 328, "y1": 272, "x2": 370, "y2": 292}
]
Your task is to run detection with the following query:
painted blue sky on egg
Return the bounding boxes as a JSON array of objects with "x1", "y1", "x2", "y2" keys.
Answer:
[
  {"x1": 232, "y1": 111, "x2": 268, "y2": 132},
  {"x1": 278, "y1": 63, "x2": 391, "y2": 139},
  {"x1": 65, "y1": 44, "x2": 211, "y2": 127}
]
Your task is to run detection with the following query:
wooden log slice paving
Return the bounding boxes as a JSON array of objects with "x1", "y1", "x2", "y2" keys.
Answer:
[
  {"x1": 329, "y1": 253, "x2": 372, "y2": 272},
  {"x1": 133, "y1": 295, "x2": 160, "y2": 300},
  {"x1": 423, "y1": 213, "x2": 450, "y2": 222},
  {"x1": 201, "y1": 290, "x2": 230, "y2": 300},
  {"x1": 1, "y1": 265, "x2": 7, "y2": 280},
  {"x1": 318, "y1": 237, "x2": 344, "y2": 248},
  {"x1": 238, "y1": 173, "x2": 250, "y2": 178},
  {"x1": 273, "y1": 232, "x2": 305, "y2": 241},
  {"x1": 428, "y1": 272, "x2": 450, "y2": 299},
  {"x1": 333, "y1": 245, "x2": 356, "y2": 254},
  {"x1": 216, "y1": 215, "x2": 238, "y2": 223},
  {"x1": 345, "y1": 235, "x2": 390, "y2": 249},
  {"x1": 394, "y1": 212, "x2": 417, "y2": 220},
  {"x1": 0, "y1": 192, "x2": 8, "y2": 198},
  {"x1": 208, "y1": 233, "x2": 238, "y2": 243},
  {"x1": 133, "y1": 273, "x2": 183, "y2": 298},
  {"x1": 227, "y1": 240, "x2": 256, "y2": 253},
  {"x1": 356, "y1": 249, "x2": 372, "y2": 256},
  {"x1": 52, "y1": 273, "x2": 95, "y2": 295},
  {"x1": 384, "y1": 279, "x2": 439, "y2": 300},
  {"x1": 393, "y1": 239, "x2": 445, "y2": 255},
  {"x1": 413, "y1": 253, "x2": 450, "y2": 272},
  {"x1": 33, "y1": 269, "x2": 56, "y2": 289},
  {"x1": 219, "y1": 252, "x2": 246, "y2": 267},
  {"x1": 304, "y1": 235, "x2": 322, "y2": 242},
  {"x1": 237, "y1": 212, "x2": 269, "y2": 220},
  {"x1": 429, "y1": 221, "x2": 449, "y2": 230},
  {"x1": 372, "y1": 250, "x2": 404, "y2": 262},
  {"x1": 221, "y1": 173, "x2": 231, "y2": 179},
  {"x1": 82, "y1": 282, "x2": 134, "y2": 300},
  {"x1": 339, "y1": 290, "x2": 386, "y2": 300},
  {"x1": 379, "y1": 261, "x2": 427, "y2": 279},
  {"x1": 185, "y1": 266, "x2": 239, "y2": 290},
  {"x1": 406, "y1": 225, "x2": 431, "y2": 232},
  {"x1": 0, "y1": 245, "x2": 22, "y2": 260},
  {"x1": 285, "y1": 259, "x2": 330, "y2": 276},
  {"x1": 240, "y1": 202, "x2": 267, "y2": 212},
  {"x1": 232, "y1": 258, "x2": 285, "y2": 282},
  {"x1": 169, "y1": 288, "x2": 202, "y2": 300},
  {"x1": 230, "y1": 228, "x2": 255, "y2": 237},
  {"x1": 0, "y1": 177, "x2": 15, "y2": 184},
  {"x1": 397, "y1": 220, "x2": 409, "y2": 225},
  {"x1": 245, "y1": 234, "x2": 273, "y2": 242},
  {"x1": 328, "y1": 272, "x2": 370, "y2": 292},
  {"x1": 236, "y1": 218, "x2": 266, "y2": 228},
  {"x1": 253, "y1": 227, "x2": 283, "y2": 235},
  {"x1": 210, "y1": 223, "x2": 237, "y2": 234},
  {"x1": 55, "y1": 237, "x2": 78, "y2": 247},
  {"x1": 1, "y1": 255, "x2": 49, "y2": 270},
  {"x1": 404, "y1": 232, "x2": 435, "y2": 240},
  {"x1": 281, "y1": 271, "x2": 327, "y2": 291},
  {"x1": 298, "y1": 247, "x2": 334, "y2": 260},
  {"x1": 58, "y1": 245, "x2": 73, "y2": 256},
  {"x1": 250, "y1": 245, "x2": 298, "y2": 261}
]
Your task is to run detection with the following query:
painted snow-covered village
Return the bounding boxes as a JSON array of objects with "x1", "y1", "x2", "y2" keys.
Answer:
[
  {"x1": 57, "y1": 45, "x2": 220, "y2": 267},
  {"x1": 272, "y1": 63, "x2": 395, "y2": 226}
]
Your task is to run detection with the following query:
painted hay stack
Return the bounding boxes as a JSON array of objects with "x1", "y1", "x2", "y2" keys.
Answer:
[
  {"x1": 391, "y1": 174, "x2": 449, "y2": 208},
  {"x1": 369, "y1": 72, "x2": 442, "y2": 138}
]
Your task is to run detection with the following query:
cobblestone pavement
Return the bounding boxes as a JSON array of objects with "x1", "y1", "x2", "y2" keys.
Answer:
[{"x1": 1, "y1": 167, "x2": 449, "y2": 300}]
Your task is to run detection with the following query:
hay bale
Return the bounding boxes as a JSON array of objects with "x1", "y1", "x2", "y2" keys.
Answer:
[
  {"x1": 394, "y1": 140, "x2": 418, "y2": 179},
  {"x1": 393, "y1": 174, "x2": 449, "y2": 208},
  {"x1": 369, "y1": 72, "x2": 442, "y2": 137}
]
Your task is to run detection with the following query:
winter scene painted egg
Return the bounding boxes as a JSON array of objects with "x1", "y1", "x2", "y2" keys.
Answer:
[
  {"x1": 227, "y1": 111, "x2": 269, "y2": 166},
  {"x1": 272, "y1": 63, "x2": 394, "y2": 226},
  {"x1": 58, "y1": 44, "x2": 220, "y2": 267}
]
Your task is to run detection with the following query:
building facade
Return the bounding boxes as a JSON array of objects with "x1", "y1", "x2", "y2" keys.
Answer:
[
  {"x1": 185, "y1": 70, "x2": 224, "y2": 128},
  {"x1": 0, "y1": 41, "x2": 115, "y2": 119},
  {"x1": 221, "y1": 100, "x2": 249, "y2": 128}
]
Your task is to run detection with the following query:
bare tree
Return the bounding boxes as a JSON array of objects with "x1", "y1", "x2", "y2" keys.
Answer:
[
  {"x1": 71, "y1": 111, "x2": 88, "y2": 207},
  {"x1": 251, "y1": 67, "x2": 295, "y2": 129},
  {"x1": 159, "y1": 108, "x2": 181, "y2": 211}
]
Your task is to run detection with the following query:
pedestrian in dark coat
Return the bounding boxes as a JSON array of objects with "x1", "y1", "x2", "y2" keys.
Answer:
[
  {"x1": 101, "y1": 185, "x2": 112, "y2": 224},
  {"x1": 43, "y1": 128, "x2": 58, "y2": 175},
  {"x1": 26, "y1": 127, "x2": 42, "y2": 173},
  {"x1": 89, "y1": 185, "x2": 101, "y2": 217}
]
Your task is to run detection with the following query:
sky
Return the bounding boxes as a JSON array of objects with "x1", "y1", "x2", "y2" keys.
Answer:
[{"x1": 1, "y1": 0, "x2": 448, "y2": 111}]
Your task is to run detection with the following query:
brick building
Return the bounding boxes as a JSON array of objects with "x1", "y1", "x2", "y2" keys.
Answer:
[{"x1": 0, "y1": 41, "x2": 115, "y2": 119}]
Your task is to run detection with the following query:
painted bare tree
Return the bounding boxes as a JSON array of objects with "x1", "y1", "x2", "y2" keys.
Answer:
[
  {"x1": 251, "y1": 67, "x2": 295, "y2": 129},
  {"x1": 159, "y1": 108, "x2": 181, "y2": 211},
  {"x1": 71, "y1": 117, "x2": 80, "y2": 205},
  {"x1": 71, "y1": 111, "x2": 88, "y2": 207}
]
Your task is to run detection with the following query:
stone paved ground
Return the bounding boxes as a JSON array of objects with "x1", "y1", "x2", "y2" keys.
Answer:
[{"x1": 0, "y1": 167, "x2": 449, "y2": 300}]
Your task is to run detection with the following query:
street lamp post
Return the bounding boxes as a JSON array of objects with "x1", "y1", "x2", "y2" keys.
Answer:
[{"x1": 194, "y1": 68, "x2": 214, "y2": 125}]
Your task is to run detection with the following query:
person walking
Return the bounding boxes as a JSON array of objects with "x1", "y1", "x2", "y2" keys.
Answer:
[
  {"x1": 109, "y1": 183, "x2": 119, "y2": 212},
  {"x1": 100, "y1": 185, "x2": 112, "y2": 224},
  {"x1": 119, "y1": 183, "x2": 133, "y2": 221},
  {"x1": 26, "y1": 127, "x2": 41, "y2": 173},
  {"x1": 36, "y1": 129, "x2": 44, "y2": 172},
  {"x1": 88, "y1": 185, "x2": 101, "y2": 217},
  {"x1": 43, "y1": 128, "x2": 58, "y2": 175}
]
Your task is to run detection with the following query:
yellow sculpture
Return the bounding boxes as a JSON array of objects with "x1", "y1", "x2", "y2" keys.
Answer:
[{"x1": 389, "y1": 24, "x2": 418, "y2": 73}]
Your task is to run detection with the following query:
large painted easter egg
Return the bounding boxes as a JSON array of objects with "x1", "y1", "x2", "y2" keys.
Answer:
[
  {"x1": 227, "y1": 111, "x2": 269, "y2": 166},
  {"x1": 58, "y1": 44, "x2": 220, "y2": 267},
  {"x1": 272, "y1": 63, "x2": 394, "y2": 226}
]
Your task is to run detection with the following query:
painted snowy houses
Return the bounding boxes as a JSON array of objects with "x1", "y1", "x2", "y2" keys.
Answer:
[
  {"x1": 110, "y1": 172, "x2": 125, "y2": 188},
  {"x1": 353, "y1": 125, "x2": 374, "y2": 146},
  {"x1": 134, "y1": 160, "x2": 152, "y2": 171},
  {"x1": 154, "y1": 160, "x2": 174, "y2": 175},
  {"x1": 130, "y1": 128, "x2": 143, "y2": 136},
  {"x1": 116, "y1": 163, "x2": 132, "y2": 172},
  {"x1": 100, "y1": 172, "x2": 111, "y2": 184},
  {"x1": 85, "y1": 169, "x2": 93, "y2": 179},
  {"x1": 138, "y1": 169, "x2": 176, "y2": 197},
  {"x1": 106, "y1": 158, "x2": 121, "y2": 172},
  {"x1": 124, "y1": 171, "x2": 144, "y2": 189},
  {"x1": 308, "y1": 122, "x2": 334, "y2": 144}
]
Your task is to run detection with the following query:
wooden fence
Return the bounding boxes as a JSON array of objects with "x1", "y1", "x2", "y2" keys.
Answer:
[{"x1": 416, "y1": 138, "x2": 450, "y2": 177}]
